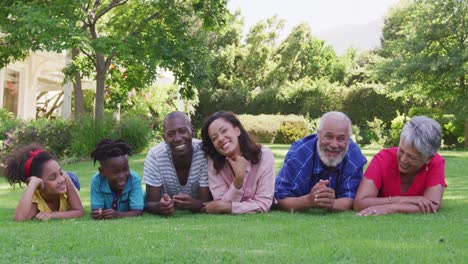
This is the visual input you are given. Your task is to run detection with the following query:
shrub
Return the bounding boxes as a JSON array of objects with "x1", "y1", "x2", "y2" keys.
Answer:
[
  {"x1": 238, "y1": 114, "x2": 281, "y2": 143},
  {"x1": 238, "y1": 114, "x2": 310, "y2": 143},
  {"x1": 0, "y1": 109, "x2": 21, "y2": 141},
  {"x1": 37, "y1": 119, "x2": 73, "y2": 158},
  {"x1": 364, "y1": 117, "x2": 388, "y2": 147},
  {"x1": 115, "y1": 115, "x2": 155, "y2": 154},
  {"x1": 408, "y1": 107, "x2": 464, "y2": 147},
  {"x1": 343, "y1": 85, "x2": 404, "y2": 129},
  {"x1": 0, "y1": 118, "x2": 72, "y2": 160},
  {"x1": 69, "y1": 114, "x2": 158, "y2": 158},
  {"x1": 69, "y1": 114, "x2": 116, "y2": 158},
  {"x1": 275, "y1": 121, "x2": 309, "y2": 144},
  {"x1": 0, "y1": 114, "x2": 157, "y2": 162},
  {"x1": 385, "y1": 112, "x2": 407, "y2": 147},
  {"x1": 351, "y1": 124, "x2": 363, "y2": 145},
  {"x1": 442, "y1": 119, "x2": 464, "y2": 147},
  {"x1": 245, "y1": 78, "x2": 347, "y2": 119}
]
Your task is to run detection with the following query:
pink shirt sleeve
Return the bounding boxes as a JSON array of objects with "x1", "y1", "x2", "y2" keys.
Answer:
[
  {"x1": 208, "y1": 160, "x2": 245, "y2": 202},
  {"x1": 231, "y1": 148, "x2": 275, "y2": 214}
]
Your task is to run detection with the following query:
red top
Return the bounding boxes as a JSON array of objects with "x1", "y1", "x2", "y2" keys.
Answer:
[{"x1": 364, "y1": 147, "x2": 447, "y2": 197}]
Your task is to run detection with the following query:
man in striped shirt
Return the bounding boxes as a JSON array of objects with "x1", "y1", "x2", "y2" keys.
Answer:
[
  {"x1": 274, "y1": 112, "x2": 367, "y2": 212},
  {"x1": 144, "y1": 111, "x2": 210, "y2": 215}
]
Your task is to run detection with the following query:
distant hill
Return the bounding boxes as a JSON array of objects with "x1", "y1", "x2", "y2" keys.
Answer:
[{"x1": 315, "y1": 18, "x2": 383, "y2": 54}]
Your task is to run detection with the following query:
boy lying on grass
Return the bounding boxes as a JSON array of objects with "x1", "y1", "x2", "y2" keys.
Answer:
[
  {"x1": 90, "y1": 139, "x2": 144, "y2": 220},
  {"x1": 3, "y1": 144, "x2": 83, "y2": 221}
]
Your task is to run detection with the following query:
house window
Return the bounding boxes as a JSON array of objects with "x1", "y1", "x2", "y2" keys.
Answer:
[{"x1": 3, "y1": 69, "x2": 19, "y2": 116}]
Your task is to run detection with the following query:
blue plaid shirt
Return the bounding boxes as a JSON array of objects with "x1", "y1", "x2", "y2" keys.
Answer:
[{"x1": 275, "y1": 134, "x2": 367, "y2": 200}]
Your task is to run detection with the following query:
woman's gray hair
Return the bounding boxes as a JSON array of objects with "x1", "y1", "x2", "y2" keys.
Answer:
[
  {"x1": 317, "y1": 111, "x2": 352, "y2": 136},
  {"x1": 400, "y1": 116, "x2": 442, "y2": 160}
]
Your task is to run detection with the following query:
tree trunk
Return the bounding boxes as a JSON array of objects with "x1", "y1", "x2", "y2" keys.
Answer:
[
  {"x1": 95, "y1": 69, "x2": 106, "y2": 124},
  {"x1": 71, "y1": 48, "x2": 84, "y2": 119},
  {"x1": 465, "y1": 119, "x2": 468, "y2": 147},
  {"x1": 460, "y1": 74, "x2": 467, "y2": 147},
  {"x1": 94, "y1": 53, "x2": 107, "y2": 124}
]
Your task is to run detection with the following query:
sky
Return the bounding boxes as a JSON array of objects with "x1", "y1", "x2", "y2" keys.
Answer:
[{"x1": 227, "y1": 0, "x2": 401, "y2": 52}]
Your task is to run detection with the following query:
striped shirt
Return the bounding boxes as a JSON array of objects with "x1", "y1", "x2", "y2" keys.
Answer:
[
  {"x1": 143, "y1": 139, "x2": 208, "y2": 199},
  {"x1": 275, "y1": 134, "x2": 367, "y2": 200}
]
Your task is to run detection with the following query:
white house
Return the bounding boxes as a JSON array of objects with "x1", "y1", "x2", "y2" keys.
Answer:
[{"x1": 0, "y1": 51, "x2": 94, "y2": 120}]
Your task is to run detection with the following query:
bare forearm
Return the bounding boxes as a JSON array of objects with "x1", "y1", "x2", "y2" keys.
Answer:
[
  {"x1": 146, "y1": 201, "x2": 175, "y2": 215},
  {"x1": 387, "y1": 203, "x2": 429, "y2": 214},
  {"x1": 353, "y1": 197, "x2": 391, "y2": 211},
  {"x1": 145, "y1": 201, "x2": 163, "y2": 214},
  {"x1": 115, "y1": 210, "x2": 143, "y2": 218},
  {"x1": 190, "y1": 199, "x2": 204, "y2": 212},
  {"x1": 331, "y1": 198, "x2": 353, "y2": 212},
  {"x1": 14, "y1": 186, "x2": 37, "y2": 221},
  {"x1": 277, "y1": 196, "x2": 313, "y2": 212},
  {"x1": 65, "y1": 178, "x2": 83, "y2": 211},
  {"x1": 50, "y1": 209, "x2": 84, "y2": 219}
]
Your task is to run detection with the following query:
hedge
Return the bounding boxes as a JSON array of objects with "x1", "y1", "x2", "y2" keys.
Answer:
[{"x1": 238, "y1": 114, "x2": 310, "y2": 144}]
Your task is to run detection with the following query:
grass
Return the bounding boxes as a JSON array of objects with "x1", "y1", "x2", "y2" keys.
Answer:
[{"x1": 0, "y1": 145, "x2": 467, "y2": 263}]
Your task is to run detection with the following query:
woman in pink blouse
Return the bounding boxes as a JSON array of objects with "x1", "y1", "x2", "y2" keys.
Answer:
[
  {"x1": 354, "y1": 116, "x2": 447, "y2": 216},
  {"x1": 200, "y1": 111, "x2": 275, "y2": 214}
]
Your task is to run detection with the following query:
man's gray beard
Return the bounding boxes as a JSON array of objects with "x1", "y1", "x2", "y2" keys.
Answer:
[{"x1": 317, "y1": 140, "x2": 349, "y2": 168}]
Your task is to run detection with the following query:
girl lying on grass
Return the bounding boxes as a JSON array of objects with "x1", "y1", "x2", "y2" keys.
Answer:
[
  {"x1": 3, "y1": 144, "x2": 83, "y2": 221},
  {"x1": 90, "y1": 139, "x2": 144, "y2": 220}
]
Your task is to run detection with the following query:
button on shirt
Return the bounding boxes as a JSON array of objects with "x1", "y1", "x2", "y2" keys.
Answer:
[
  {"x1": 90, "y1": 170, "x2": 144, "y2": 211},
  {"x1": 274, "y1": 134, "x2": 367, "y2": 200}
]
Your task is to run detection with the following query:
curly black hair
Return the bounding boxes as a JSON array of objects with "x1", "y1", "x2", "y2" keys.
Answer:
[
  {"x1": 3, "y1": 143, "x2": 55, "y2": 186},
  {"x1": 90, "y1": 139, "x2": 132, "y2": 165}
]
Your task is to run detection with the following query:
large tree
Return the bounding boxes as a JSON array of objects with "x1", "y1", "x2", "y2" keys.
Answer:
[
  {"x1": 377, "y1": 0, "x2": 467, "y2": 145},
  {"x1": 199, "y1": 15, "x2": 346, "y2": 118},
  {"x1": 271, "y1": 23, "x2": 341, "y2": 85},
  {"x1": 0, "y1": 0, "x2": 228, "y2": 122}
]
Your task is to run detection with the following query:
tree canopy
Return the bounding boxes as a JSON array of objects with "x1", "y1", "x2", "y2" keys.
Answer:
[
  {"x1": 0, "y1": 0, "x2": 229, "y2": 122},
  {"x1": 377, "y1": 0, "x2": 467, "y2": 144}
]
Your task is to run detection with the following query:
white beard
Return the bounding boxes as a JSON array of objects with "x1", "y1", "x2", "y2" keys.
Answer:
[{"x1": 317, "y1": 140, "x2": 348, "y2": 168}]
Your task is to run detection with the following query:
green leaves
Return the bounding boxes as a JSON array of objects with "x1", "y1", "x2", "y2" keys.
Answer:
[
  {"x1": 377, "y1": 0, "x2": 467, "y2": 144},
  {"x1": 0, "y1": 0, "x2": 84, "y2": 67},
  {"x1": 1, "y1": 0, "x2": 229, "y2": 122},
  {"x1": 379, "y1": 0, "x2": 466, "y2": 100}
]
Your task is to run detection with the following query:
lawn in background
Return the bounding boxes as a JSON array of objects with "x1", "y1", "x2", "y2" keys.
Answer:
[{"x1": 0, "y1": 145, "x2": 466, "y2": 263}]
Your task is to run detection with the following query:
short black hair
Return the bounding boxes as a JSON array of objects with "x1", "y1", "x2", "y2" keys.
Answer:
[
  {"x1": 90, "y1": 139, "x2": 132, "y2": 165},
  {"x1": 163, "y1": 111, "x2": 191, "y2": 132}
]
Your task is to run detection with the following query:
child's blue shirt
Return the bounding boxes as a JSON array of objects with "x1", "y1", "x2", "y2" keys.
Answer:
[{"x1": 90, "y1": 170, "x2": 144, "y2": 211}]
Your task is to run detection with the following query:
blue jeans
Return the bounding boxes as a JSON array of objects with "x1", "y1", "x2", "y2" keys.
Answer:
[{"x1": 67, "y1": 171, "x2": 80, "y2": 191}]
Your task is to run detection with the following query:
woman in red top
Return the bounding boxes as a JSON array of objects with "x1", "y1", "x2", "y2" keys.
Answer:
[{"x1": 354, "y1": 116, "x2": 447, "y2": 216}]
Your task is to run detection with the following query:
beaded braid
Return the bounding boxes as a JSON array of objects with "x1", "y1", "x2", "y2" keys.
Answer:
[{"x1": 90, "y1": 139, "x2": 132, "y2": 165}]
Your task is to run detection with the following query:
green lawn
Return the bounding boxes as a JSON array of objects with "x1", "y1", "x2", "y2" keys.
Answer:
[{"x1": 0, "y1": 145, "x2": 467, "y2": 263}]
